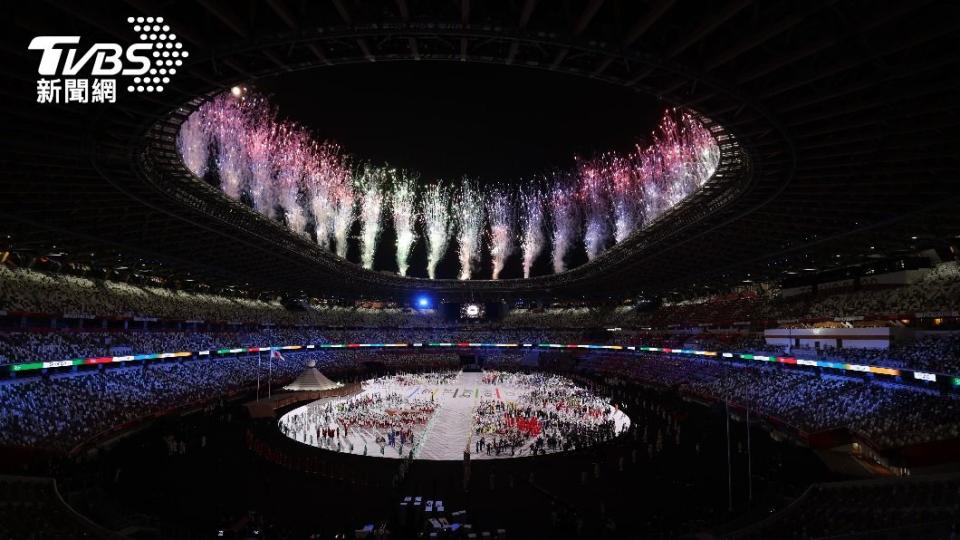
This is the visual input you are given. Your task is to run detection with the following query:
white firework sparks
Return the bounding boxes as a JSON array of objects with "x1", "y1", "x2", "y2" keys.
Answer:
[
  {"x1": 177, "y1": 105, "x2": 210, "y2": 179},
  {"x1": 486, "y1": 187, "x2": 515, "y2": 280},
  {"x1": 185, "y1": 90, "x2": 723, "y2": 278},
  {"x1": 455, "y1": 179, "x2": 485, "y2": 280},
  {"x1": 390, "y1": 173, "x2": 418, "y2": 276},
  {"x1": 423, "y1": 183, "x2": 452, "y2": 279},
  {"x1": 274, "y1": 123, "x2": 310, "y2": 237},
  {"x1": 331, "y1": 175, "x2": 355, "y2": 259},
  {"x1": 246, "y1": 123, "x2": 278, "y2": 219},
  {"x1": 519, "y1": 185, "x2": 546, "y2": 279},
  {"x1": 578, "y1": 158, "x2": 612, "y2": 261},
  {"x1": 207, "y1": 94, "x2": 248, "y2": 200},
  {"x1": 550, "y1": 178, "x2": 579, "y2": 274},
  {"x1": 357, "y1": 165, "x2": 386, "y2": 269},
  {"x1": 304, "y1": 143, "x2": 343, "y2": 250}
]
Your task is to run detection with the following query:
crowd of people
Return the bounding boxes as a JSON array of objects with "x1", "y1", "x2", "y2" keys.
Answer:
[
  {"x1": 3, "y1": 260, "x2": 960, "y2": 333},
  {"x1": 0, "y1": 331, "x2": 958, "y2": 454},
  {"x1": 587, "y1": 353, "x2": 960, "y2": 449},
  {"x1": 643, "y1": 260, "x2": 960, "y2": 327},
  {"x1": 472, "y1": 373, "x2": 627, "y2": 457},
  {"x1": 279, "y1": 381, "x2": 440, "y2": 458},
  {"x1": 0, "y1": 265, "x2": 448, "y2": 328},
  {"x1": 2, "y1": 259, "x2": 960, "y2": 457},
  {"x1": 0, "y1": 355, "x2": 308, "y2": 450},
  {"x1": 0, "y1": 327, "x2": 589, "y2": 366}
]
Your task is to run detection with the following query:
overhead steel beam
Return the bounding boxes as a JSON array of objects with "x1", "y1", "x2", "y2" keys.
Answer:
[
  {"x1": 519, "y1": 0, "x2": 538, "y2": 28},
  {"x1": 573, "y1": 0, "x2": 605, "y2": 35},
  {"x1": 266, "y1": 0, "x2": 298, "y2": 29},
  {"x1": 623, "y1": 0, "x2": 674, "y2": 46},
  {"x1": 666, "y1": 0, "x2": 752, "y2": 58},
  {"x1": 395, "y1": 0, "x2": 410, "y2": 22},
  {"x1": 196, "y1": 0, "x2": 248, "y2": 39},
  {"x1": 704, "y1": 1, "x2": 833, "y2": 70}
]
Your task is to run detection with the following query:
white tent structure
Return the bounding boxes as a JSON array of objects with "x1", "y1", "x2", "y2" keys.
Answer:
[{"x1": 283, "y1": 360, "x2": 343, "y2": 391}]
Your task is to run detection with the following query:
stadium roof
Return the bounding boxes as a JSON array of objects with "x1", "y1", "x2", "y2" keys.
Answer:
[{"x1": 2, "y1": 1, "x2": 958, "y2": 301}]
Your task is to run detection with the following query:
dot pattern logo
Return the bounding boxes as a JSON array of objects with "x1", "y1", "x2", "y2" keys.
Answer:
[{"x1": 126, "y1": 16, "x2": 188, "y2": 94}]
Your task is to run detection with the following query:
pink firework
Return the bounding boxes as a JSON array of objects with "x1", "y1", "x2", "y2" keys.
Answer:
[
  {"x1": 305, "y1": 142, "x2": 348, "y2": 250},
  {"x1": 177, "y1": 104, "x2": 210, "y2": 179},
  {"x1": 206, "y1": 93, "x2": 249, "y2": 200},
  {"x1": 273, "y1": 122, "x2": 310, "y2": 237},
  {"x1": 549, "y1": 176, "x2": 580, "y2": 274},
  {"x1": 486, "y1": 186, "x2": 515, "y2": 280},
  {"x1": 178, "y1": 89, "x2": 721, "y2": 279},
  {"x1": 577, "y1": 157, "x2": 611, "y2": 261}
]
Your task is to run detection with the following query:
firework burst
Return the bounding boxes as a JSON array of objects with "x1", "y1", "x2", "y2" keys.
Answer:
[
  {"x1": 519, "y1": 185, "x2": 546, "y2": 279},
  {"x1": 486, "y1": 186, "x2": 515, "y2": 280},
  {"x1": 577, "y1": 157, "x2": 611, "y2": 261},
  {"x1": 609, "y1": 154, "x2": 642, "y2": 243},
  {"x1": 331, "y1": 174, "x2": 355, "y2": 259},
  {"x1": 356, "y1": 164, "x2": 387, "y2": 269},
  {"x1": 455, "y1": 179, "x2": 485, "y2": 280},
  {"x1": 304, "y1": 143, "x2": 344, "y2": 249},
  {"x1": 422, "y1": 183, "x2": 452, "y2": 279},
  {"x1": 207, "y1": 93, "x2": 249, "y2": 200},
  {"x1": 181, "y1": 90, "x2": 721, "y2": 279},
  {"x1": 176, "y1": 104, "x2": 210, "y2": 179},
  {"x1": 390, "y1": 173, "x2": 419, "y2": 277},
  {"x1": 274, "y1": 123, "x2": 310, "y2": 237},
  {"x1": 245, "y1": 121, "x2": 279, "y2": 219},
  {"x1": 549, "y1": 177, "x2": 580, "y2": 274}
]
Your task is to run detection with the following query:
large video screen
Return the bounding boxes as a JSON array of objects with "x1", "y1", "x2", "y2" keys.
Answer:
[{"x1": 459, "y1": 303, "x2": 486, "y2": 319}]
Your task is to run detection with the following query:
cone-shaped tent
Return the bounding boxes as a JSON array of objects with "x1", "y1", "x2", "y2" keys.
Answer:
[{"x1": 283, "y1": 360, "x2": 343, "y2": 391}]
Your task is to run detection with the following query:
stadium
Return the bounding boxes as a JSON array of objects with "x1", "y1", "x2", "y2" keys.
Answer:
[{"x1": 1, "y1": 1, "x2": 959, "y2": 538}]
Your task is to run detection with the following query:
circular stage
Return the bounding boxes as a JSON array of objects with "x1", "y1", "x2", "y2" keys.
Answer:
[{"x1": 278, "y1": 371, "x2": 630, "y2": 461}]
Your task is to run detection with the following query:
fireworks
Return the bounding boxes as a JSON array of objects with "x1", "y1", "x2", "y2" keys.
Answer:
[
  {"x1": 176, "y1": 105, "x2": 209, "y2": 179},
  {"x1": 486, "y1": 187, "x2": 515, "y2": 280},
  {"x1": 331, "y1": 177, "x2": 355, "y2": 259},
  {"x1": 178, "y1": 90, "x2": 720, "y2": 280},
  {"x1": 577, "y1": 157, "x2": 612, "y2": 261},
  {"x1": 273, "y1": 123, "x2": 310, "y2": 237},
  {"x1": 519, "y1": 185, "x2": 546, "y2": 279},
  {"x1": 455, "y1": 179, "x2": 485, "y2": 280},
  {"x1": 390, "y1": 173, "x2": 418, "y2": 277},
  {"x1": 246, "y1": 122, "x2": 278, "y2": 218},
  {"x1": 207, "y1": 93, "x2": 247, "y2": 200},
  {"x1": 305, "y1": 143, "x2": 343, "y2": 250},
  {"x1": 357, "y1": 164, "x2": 386, "y2": 270},
  {"x1": 549, "y1": 178, "x2": 580, "y2": 274},
  {"x1": 423, "y1": 183, "x2": 452, "y2": 279},
  {"x1": 609, "y1": 154, "x2": 642, "y2": 244}
]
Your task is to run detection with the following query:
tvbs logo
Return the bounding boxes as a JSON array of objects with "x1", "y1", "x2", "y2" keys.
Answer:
[
  {"x1": 28, "y1": 16, "x2": 187, "y2": 104},
  {"x1": 30, "y1": 37, "x2": 152, "y2": 76}
]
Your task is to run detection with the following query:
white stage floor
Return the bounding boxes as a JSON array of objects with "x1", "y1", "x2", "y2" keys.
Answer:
[{"x1": 279, "y1": 371, "x2": 630, "y2": 461}]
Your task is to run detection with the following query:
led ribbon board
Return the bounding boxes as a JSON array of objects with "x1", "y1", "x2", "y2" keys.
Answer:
[{"x1": 5, "y1": 342, "x2": 954, "y2": 385}]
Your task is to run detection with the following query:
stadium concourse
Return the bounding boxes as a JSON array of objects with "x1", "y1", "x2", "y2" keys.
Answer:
[{"x1": 3, "y1": 1, "x2": 960, "y2": 538}]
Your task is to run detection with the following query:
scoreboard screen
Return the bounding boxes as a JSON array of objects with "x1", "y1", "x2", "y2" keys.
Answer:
[{"x1": 460, "y1": 303, "x2": 485, "y2": 319}]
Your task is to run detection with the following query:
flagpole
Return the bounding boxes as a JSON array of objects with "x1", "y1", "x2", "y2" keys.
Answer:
[{"x1": 747, "y1": 373, "x2": 754, "y2": 504}]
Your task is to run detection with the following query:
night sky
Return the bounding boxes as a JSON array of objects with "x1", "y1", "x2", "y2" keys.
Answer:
[{"x1": 253, "y1": 61, "x2": 664, "y2": 280}]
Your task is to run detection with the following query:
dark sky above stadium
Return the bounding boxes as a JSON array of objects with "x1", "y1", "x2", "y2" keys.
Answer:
[{"x1": 256, "y1": 61, "x2": 662, "y2": 183}]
